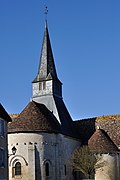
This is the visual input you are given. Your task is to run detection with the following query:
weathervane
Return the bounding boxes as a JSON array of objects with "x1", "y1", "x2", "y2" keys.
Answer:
[{"x1": 44, "y1": 6, "x2": 48, "y2": 21}]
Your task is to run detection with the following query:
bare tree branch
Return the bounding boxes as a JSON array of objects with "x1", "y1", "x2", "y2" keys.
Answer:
[{"x1": 71, "y1": 145, "x2": 106, "y2": 179}]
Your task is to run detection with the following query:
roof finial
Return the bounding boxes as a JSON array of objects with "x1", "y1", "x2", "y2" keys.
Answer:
[{"x1": 44, "y1": 6, "x2": 48, "y2": 22}]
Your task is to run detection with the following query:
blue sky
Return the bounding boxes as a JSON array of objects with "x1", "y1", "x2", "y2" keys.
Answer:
[{"x1": 1, "y1": 0, "x2": 120, "y2": 119}]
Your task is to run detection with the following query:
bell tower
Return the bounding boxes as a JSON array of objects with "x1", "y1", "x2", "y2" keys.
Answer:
[
  {"x1": 32, "y1": 22, "x2": 62, "y2": 100},
  {"x1": 32, "y1": 20, "x2": 74, "y2": 136}
]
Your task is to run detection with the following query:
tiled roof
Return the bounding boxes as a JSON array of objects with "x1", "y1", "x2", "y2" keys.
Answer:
[
  {"x1": 88, "y1": 128, "x2": 118, "y2": 153},
  {"x1": 96, "y1": 114, "x2": 120, "y2": 121},
  {"x1": 74, "y1": 118, "x2": 96, "y2": 143},
  {"x1": 54, "y1": 96, "x2": 79, "y2": 138},
  {"x1": 9, "y1": 114, "x2": 19, "y2": 120},
  {"x1": 0, "y1": 103, "x2": 12, "y2": 122},
  {"x1": 74, "y1": 114, "x2": 120, "y2": 148},
  {"x1": 8, "y1": 101, "x2": 61, "y2": 133}
]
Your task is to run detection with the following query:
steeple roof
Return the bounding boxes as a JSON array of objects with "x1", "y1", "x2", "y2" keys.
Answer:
[
  {"x1": 31, "y1": 21, "x2": 78, "y2": 138},
  {"x1": 88, "y1": 128, "x2": 118, "y2": 153},
  {"x1": 33, "y1": 21, "x2": 58, "y2": 82}
]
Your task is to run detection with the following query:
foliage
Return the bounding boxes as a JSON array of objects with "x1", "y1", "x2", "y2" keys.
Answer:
[{"x1": 71, "y1": 145, "x2": 106, "y2": 179}]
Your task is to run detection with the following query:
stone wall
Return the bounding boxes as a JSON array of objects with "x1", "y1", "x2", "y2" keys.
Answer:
[
  {"x1": 95, "y1": 153, "x2": 119, "y2": 180},
  {"x1": 8, "y1": 132, "x2": 80, "y2": 180}
]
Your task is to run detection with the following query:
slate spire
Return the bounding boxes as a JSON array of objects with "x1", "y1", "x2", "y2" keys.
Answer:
[
  {"x1": 32, "y1": 21, "x2": 76, "y2": 138},
  {"x1": 33, "y1": 21, "x2": 58, "y2": 82}
]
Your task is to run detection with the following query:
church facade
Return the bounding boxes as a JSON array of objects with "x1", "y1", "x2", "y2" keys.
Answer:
[
  {"x1": 8, "y1": 21, "x2": 120, "y2": 180},
  {"x1": 8, "y1": 22, "x2": 81, "y2": 180}
]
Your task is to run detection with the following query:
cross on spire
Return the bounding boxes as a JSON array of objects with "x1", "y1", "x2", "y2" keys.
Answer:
[{"x1": 44, "y1": 6, "x2": 48, "y2": 21}]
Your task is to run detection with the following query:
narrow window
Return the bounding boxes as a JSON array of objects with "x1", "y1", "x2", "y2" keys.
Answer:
[
  {"x1": 39, "y1": 82, "x2": 42, "y2": 90},
  {"x1": 0, "y1": 119, "x2": 4, "y2": 136},
  {"x1": 43, "y1": 81, "x2": 46, "y2": 90},
  {"x1": 64, "y1": 165, "x2": 66, "y2": 176},
  {"x1": 0, "y1": 148, "x2": 5, "y2": 167},
  {"x1": 15, "y1": 162, "x2": 21, "y2": 176},
  {"x1": 45, "y1": 162, "x2": 49, "y2": 177}
]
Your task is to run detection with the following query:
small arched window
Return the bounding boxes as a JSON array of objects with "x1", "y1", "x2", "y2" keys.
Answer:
[
  {"x1": 45, "y1": 162, "x2": 49, "y2": 177},
  {"x1": 15, "y1": 162, "x2": 21, "y2": 176}
]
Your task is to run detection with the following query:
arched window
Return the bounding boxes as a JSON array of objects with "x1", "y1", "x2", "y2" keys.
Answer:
[
  {"x1": 15, "y1": 162, "x2": 21, "y2": 176},
  {"x1": 45, "y1": 162, "x2": 49, "y2": 177}
]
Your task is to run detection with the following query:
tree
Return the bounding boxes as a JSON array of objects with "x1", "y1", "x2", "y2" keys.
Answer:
[{"x1": 71, "y1": 145, "x2": 106, "y2": 179}]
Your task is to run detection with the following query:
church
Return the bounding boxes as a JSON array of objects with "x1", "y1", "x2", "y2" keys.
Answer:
[{"x1": 8, "y1": 20, "x2": 120, "y2": 180}]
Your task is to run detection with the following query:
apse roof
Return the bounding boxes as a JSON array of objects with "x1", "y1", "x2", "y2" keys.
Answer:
[
  {"x1": 8, "y1": 101, "x2": 61, "y2": 133},
  {"x1": 88, "y1": 128, "x2": 118, "y2": 153}
]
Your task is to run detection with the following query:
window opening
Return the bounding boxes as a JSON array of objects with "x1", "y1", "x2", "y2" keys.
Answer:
[
  {"x1": 64, "y1": 165, "x2": 66, "y2": 176},
  {"x1": 39, "y1": 82, "x2": 42, "y2": 90},
  {"x1": 0, "y1": 148, "x2": 5, "y2": 167},
  {"x1": 45, "y1": 162, "x2": 49, "y2": 177},
  {"x1": 0, "y1": 119, "x2": 4, "y2": 136},
  {"x1": 15, "y1": 162, "x2": 21, "y2": 176},
  {"x1": 43, "y1": 81, "x2": 46, "y2": 90}
]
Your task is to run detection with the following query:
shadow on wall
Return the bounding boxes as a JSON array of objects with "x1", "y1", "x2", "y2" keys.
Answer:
[{"x1": 35, "y1": 146, "x2": 41, "y2": 180}]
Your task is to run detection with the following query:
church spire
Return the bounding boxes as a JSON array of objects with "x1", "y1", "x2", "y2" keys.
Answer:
[
  {"x1": 32, "y1": 20, "x2": 75, "y2": 137},
  {"x1": 33, "y1": 20, "x2": 58, "y2": 82},
  {"x1": 32, "y1": 21, "x2": 62, "y2": 100}
]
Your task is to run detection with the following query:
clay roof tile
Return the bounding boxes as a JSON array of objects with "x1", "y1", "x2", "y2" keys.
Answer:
[
  {"x1": 88, "y1": 129, "x2": 118, "y2": 153},
  {"x1": 8, "y1": 101, "x2": 61, "y2": 133}
]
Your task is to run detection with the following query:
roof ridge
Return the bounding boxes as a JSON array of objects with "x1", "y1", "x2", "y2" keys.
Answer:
[{"x1": 74, "y1": 113, "x2": 120, "y2": 122}]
